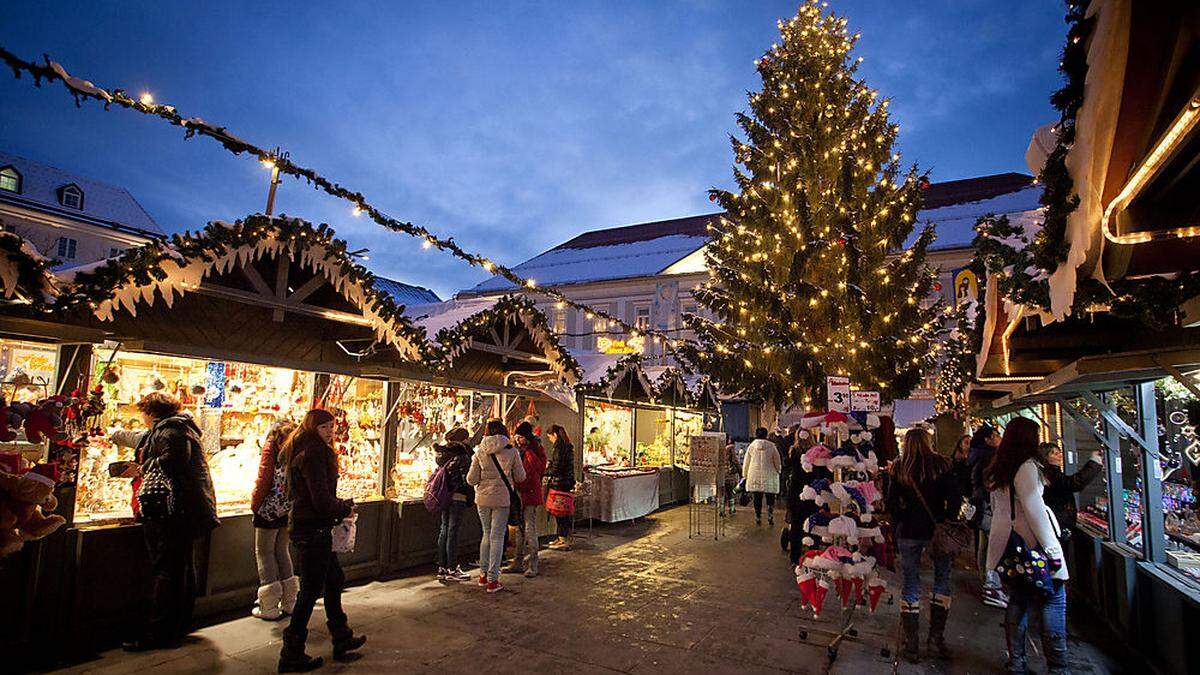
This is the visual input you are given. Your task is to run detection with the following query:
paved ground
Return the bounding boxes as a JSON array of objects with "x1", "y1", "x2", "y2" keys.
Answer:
[{"x1": 55, "y1": 506, "x2": 1129, "y2": 674}]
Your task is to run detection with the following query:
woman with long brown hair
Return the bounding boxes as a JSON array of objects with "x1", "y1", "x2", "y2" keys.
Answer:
[
  {"x1": 886, "y1": 428, "x2": 962, "y2": 663},
  {"x1": 250, "y1": 420, "x2": 298, "y2": 621},
  {"x1": 984, "y1": 416, "x2": 1069, "y2": 674},
  {"x1": 277, "y1": 409, "x2": 365, "y2": 673}
]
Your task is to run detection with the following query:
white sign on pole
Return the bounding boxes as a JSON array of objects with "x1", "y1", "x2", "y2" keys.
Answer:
[
  {"x1": 851, "y1": 391, "x2": 881, "y2": 412},
  {"x1": 826, "y1": 375, "x2": 851, "y2": 413}
]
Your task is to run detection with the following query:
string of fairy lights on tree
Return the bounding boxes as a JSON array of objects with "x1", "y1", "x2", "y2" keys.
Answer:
[
  {"x1": 0, "y1": 46, "x2": 688, "y2": 361},
  {"x1": 684, "y1": 0, "x2": 945, "y2": 406}
]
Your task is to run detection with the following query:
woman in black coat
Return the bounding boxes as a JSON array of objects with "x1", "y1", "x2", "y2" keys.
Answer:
[
  {"x1": 433, "y1": 427, "x2": 474, "y2": 581},
  {"x1": 121, "y1": 392, "x2": 219, "y2": 652},
  {"x1": 544, "y1": 424, "x2": 576, "y2": 551},
  {"x1": 278, "y1": 409, "x2": 366, "y2": 673}
]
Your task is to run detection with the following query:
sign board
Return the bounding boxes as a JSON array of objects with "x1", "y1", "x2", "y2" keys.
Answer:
[
  {"x1": 909, "y1": 388, "x2": 935, "y2": 400},
  {"x1": 597, "y1": 335, "x2": 644, "y2": 355},
  {"x1": 851, "y1": 390, "x2": 881, "y2": 412},
  {"x1": 689, "y1": 432, "x2": 725, "y2": 489},
  {"x1": 953, "y1": 267, "x2": 979, "y2": 306},
  {"x1": 826, "y1": 375, "x2": 851, "y2": 413}
]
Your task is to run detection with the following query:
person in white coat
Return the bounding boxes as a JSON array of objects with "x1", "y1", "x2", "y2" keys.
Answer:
[
  {"x1": 466, "y1": 420, "x2": 526, "y2": 593},
  {"x1": 742, "y1": 427, "x2": 782, "y2": 526},
  {"x1": 984, "y1": 416, "x2": 1069, "y2": 675}
]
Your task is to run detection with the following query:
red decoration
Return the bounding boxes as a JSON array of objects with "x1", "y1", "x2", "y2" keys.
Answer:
[
  {"x1": 933, "y1": 281, "x2": 942, "y2": 293},
  {"x1": 708, "y1": 193, "x2": 717, "y2": 202},
  {"x1": 919, "y1": 178, "x2": 931, "y2": 191},
  {"x1": 837, "y1": 237, "x2": 847, "y2": 246}
]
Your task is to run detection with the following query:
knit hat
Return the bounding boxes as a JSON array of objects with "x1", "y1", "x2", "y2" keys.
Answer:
[{"x1": 445, "y1": 427, "x2": 470, "y2": 444}]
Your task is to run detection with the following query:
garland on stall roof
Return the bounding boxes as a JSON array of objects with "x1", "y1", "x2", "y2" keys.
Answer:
[
  {"x1": 59, "y1": 214, "x2": 441, "y2": 362},
  {"x1": 428, "y1": 294, "x2": 582, "y2": 382},
  {"x1": 650, "y1": 366, "x2": 691, "y2": 407},
  {"x1": 1029, "y1": 0, "x2": 1093, "y2": 272},
  {"x1": 0, "y1": 47, "x2": 685, "y2": 358},
  {"x1": 576, "y1": 353, "x2": 648, "y2": 399},
  {"x1": 0, "y1": 229, "x2": 57, "y2": 307}
]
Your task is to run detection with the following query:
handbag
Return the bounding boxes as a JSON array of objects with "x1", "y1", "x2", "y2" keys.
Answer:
[
  {"x1": 995, "y1": 486, "x2": 1058, "y2": 599},
  {"x1": 909, "y1": 478, "x2": 972, "y2": 559},
  {"x1": 545, "y1": 488, "x2": 575, "y2": 517},
  {"x1": 490, "y1": 453, "x2": 524, "y2": 526},
  {"x1": 137, "y1": 459, "x2": 176, "y2": 522},
  {"x1": 332, "y1": 513, "x2": 358, "y2": 553},
  {"x1": 257, "y1": 463, "x2": 291, "y2": 521}
]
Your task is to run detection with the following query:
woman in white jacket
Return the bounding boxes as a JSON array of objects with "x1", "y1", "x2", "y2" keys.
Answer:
[
  {"x1": 742, "y1": 427, "x2": 782, "y2": 526},
  {"x1": 984, "y1": 416, "x2": 1069, "y2": 675},
  {"x1": 466, "y1": 420, "x2": 526, "y2": 593}
]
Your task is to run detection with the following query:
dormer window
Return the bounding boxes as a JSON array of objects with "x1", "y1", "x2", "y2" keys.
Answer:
[
  {"x1": 0, "y1": 166, "x2": 20, "y2": 193},
  {"x1": 59, "y1": 184, "x2": 84, "y2": 210}
]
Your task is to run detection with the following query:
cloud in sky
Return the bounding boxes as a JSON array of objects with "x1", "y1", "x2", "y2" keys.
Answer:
[{"x1": 0, "y1": 0, "x2": 1065, "y2": 298}]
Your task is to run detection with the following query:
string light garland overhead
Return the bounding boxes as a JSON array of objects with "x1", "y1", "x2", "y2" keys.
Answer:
[{"x1": 0, "y1": 46, "x2": 690, "y2": 362}]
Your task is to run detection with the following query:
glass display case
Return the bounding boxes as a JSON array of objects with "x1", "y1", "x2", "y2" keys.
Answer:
[
  {"x1": 633, "y1": 408, "x2": 671, "y2": 468},
  {"x1": 0, "y1": 338, "x2": 57, "y2": 404},
  {"x1": 388, "y1": 382, "x2": 496, "y2": 501},
  {"x1": 672, "y1": 410, "x2": 705, "y2": 468},
  {"x1": 325, "y1": 376, "x2": 386, "y2": 501},
  {"x1": 583, "y1": 400, "x2": 633, "y2": 467},
  {"x1": 74, "y1": 350, "x2": 316, "y2": 524}
]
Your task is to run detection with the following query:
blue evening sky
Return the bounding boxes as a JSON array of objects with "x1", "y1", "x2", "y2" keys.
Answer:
[{"x1": 0, "y1": 1, "x2": 1065, "y2": 298}]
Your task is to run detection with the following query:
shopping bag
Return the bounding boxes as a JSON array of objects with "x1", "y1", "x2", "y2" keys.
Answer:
[
  {"x1": 546, "y1": 489, "x2": 575, "y2": 517},
  {"x1": 332, "y1": 513, "x2": 358, "y2": 554}
]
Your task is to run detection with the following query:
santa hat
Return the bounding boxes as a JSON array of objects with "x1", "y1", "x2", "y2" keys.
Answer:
[
  {"x1": 827, "y1": 515, "x2": 859, "y2": 544},
  {"x1": 810, "y1": 578, "x2": 831, "y2": 618},
  {"x1": 23, "y1": 463, "x2": 56, "y2": 487},
  {"x1": 796, "y1": 572, "x2": 817, "y2": 607},
  {"x1": 867, "y1": 578, "x2": 887, "y2": 612},
  {"x1": 801, "y1": 444, "x2": 832, "y2": 471}
]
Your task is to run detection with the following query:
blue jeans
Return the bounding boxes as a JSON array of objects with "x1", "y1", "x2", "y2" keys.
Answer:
[
  {"x1": 437, "y1": 501, "x2": 464, "y2": 569},
  {"x1": 477, "y1": 505, "x2": 509, "y2": 583},
  {"x1": 1005, "y1": 580, "x2": 1069, "y2": 673},
  {"x1": 898, "y1": 538, "x2": 952, "y2": 605}
]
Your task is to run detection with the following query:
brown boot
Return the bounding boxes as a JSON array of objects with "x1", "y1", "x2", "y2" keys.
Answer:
[
  {"x1": 900, "y1": 601, "x2": 921, "y2": 664},
  {"x1": 927, "y1": 594, "x2": 952, "y2": 659}
]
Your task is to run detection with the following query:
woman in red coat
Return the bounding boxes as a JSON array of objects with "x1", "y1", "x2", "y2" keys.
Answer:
[{"x1": 509, "y1": 421, "x2": 546, "y2": 577}]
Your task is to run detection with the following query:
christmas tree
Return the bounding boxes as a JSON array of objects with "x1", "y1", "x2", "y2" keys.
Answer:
[{"x1": 688, "y1": 1, "x2": 942, "y2": 406}]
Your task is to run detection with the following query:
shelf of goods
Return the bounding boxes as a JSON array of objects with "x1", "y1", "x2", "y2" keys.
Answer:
[
  {"x1": 583, "y1": 400, "x2": 633, "y2": 468},
  {"x1": 73, "y1": 351, "x2": 329, "y2": 524},
  {"x1": 323, "y1": 375, "x2": 386, "y2": 501},
  {"x1": 0, "y1": 338, "x2": 58, "y2": 404},
  {"x1": 387, "y1": 382, "x2": 496, "y2": 501}
]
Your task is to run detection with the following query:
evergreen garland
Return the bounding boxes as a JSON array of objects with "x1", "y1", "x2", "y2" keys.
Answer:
[{"x1": 0, "y1": 229, "x2": 57, "y2": 308}]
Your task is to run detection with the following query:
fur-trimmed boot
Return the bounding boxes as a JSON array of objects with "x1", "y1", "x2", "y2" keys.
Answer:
[
  {"x1": 928, "y1": 594, "x2": 952, "y2": 659},
  {"x1": 277, "y1": 628, "x2": 323, "y2": 673},
  {"x1": 279, "y1": 576, "x2": 299, "y2": 615},
  {"x1": 252, "y1": 582, "x2": 284, "y2": 621},
  {"x1": 900, "y1": 601, "x2": 921, "y2": 664}
]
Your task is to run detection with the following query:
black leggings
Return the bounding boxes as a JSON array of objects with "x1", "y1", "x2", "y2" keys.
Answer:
[
  {"x1": 555, "y1": 515, "x2": 572, "y2": 538},
  {"x1": 751, "y1": 492, "x2": 776, "y2": 518},
  {"x1": 287, "y1": 529, "x2": 347, "y2": 637},
  {"x1": 142, "y1": 522, "x2": 197, "y2": 642}
]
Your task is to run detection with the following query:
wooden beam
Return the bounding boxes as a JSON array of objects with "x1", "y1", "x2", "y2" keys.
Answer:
[
  {"x1": 195, "y1": 282, "x2": 373, "y2": 328},
  {"x1": 464, "y1": 339, "x2": 549, "y2": 364},
  {"x1": 273, "y1": 257, "x2": 290, "y2": 322},
  {"x1": 287, "y1": 274, "x2": 327, "y2": 306},
  {"x1": 240, "y1": 265, "x2": 274, "y2": 297}
]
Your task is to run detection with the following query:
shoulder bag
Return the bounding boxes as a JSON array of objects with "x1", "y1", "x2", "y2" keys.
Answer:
[
  {"x1": 138, "y1": 459, "x2": 176, "y2": 522},
  {"x1": 995, "y1": 484, "x2": 1058, "y2": 599},
  {"x1": 909, "y1": 479, "x2": 971, "y2": 558},
  {"x1": 490, "y1": 452, "x2": 524, "y2": 526}
]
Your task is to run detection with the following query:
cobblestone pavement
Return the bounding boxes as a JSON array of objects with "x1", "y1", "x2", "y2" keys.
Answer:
[{"x1": 56, "y1": 506, "x2": 1128, "y2": 674}]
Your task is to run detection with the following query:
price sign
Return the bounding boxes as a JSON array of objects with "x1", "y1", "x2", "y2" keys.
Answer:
[
  {"x1": 851, "y1": 391, "x2": 881, "y2": 412},
  {"x1": 826, "y1": 375, "x2": 851, "y2": 413}
]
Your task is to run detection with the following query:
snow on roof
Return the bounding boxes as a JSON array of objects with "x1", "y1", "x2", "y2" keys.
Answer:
[
  {"x1": 465, "y1": 174, "x2": 1042, "y2": 293},
  {"x1": 0, "y1": 150, "x2": 162, "y2": 236},
  {"x1": 372, "y1": 276, "x2": 440, "y2": 307},
  {"x1": 912, "y1": 183, "x2": 1043, "y2": 251},
  {"x1": 404, "y1": 295, "x2": 498, "y2": 336}
]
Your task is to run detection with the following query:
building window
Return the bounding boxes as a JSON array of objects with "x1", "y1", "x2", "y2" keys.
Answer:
[
  {"x1": 552, "y1": 308, "x2": 567, "y2": 334},
  {"x1": 0, "y1": 166, "x2": 21, "y2": 193},
  {"x1": 59, "y1": 184, "x2": 84, "y2": 210},
  {"x1": 56, "y1": 237, "x2": 78, "y2": 261},
  {"x1": 634, "y1": 304, "x2": 651, "y2": 331}
]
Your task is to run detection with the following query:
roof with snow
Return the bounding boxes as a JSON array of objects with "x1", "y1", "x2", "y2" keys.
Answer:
[
  {"x1": 465, "y1": 173, "x2": 1041, "y2": 294},
  {"x1": 372, "y1": 276, "x2": 441, "y2": 307},
  {"x1": 0, "y1": 151, "x2": 163, "y2": 237}
]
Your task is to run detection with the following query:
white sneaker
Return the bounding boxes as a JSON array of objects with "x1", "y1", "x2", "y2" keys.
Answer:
[{"x1": 982, "y1": 585, "x2": 1009, "y2": 609}]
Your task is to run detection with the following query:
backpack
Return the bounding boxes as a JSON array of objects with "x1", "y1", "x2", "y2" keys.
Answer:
[
  {"x1": 257, "y1": 462, "x2": 291, "y2": 521},
  {"x1": 424, "y1": 464, "x2": 453, "y2": 513}
]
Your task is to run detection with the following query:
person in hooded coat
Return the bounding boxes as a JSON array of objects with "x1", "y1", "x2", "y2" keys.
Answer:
[
  {"x1": 434, "y1": 427, "x2": 474, "y2": 582},
  {"x1": 967, "y1": 424, "x2": 1007, "y2": 609},
  {"x1": 467, "y1": 419, "x2": 526, "y2": 592},
  {"x1": 742, "y1": 427, "x2": 782, "y2": 526},
  {"x1": 117, "y1": 392, "x2": 219, "y2": 652}
]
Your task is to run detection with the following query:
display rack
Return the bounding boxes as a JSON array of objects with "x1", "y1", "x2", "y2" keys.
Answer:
[
  {"x1": 688, "y1": 432, "x2": 726, "y2": 540},
  {"x1": 793, "y1": 419, "x2": 892, "y2": 665}
]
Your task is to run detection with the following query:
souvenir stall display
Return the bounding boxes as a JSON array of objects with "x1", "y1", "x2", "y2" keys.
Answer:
[
  {"x1": 388, "y1": 382, "x2": 496, "y2": 501},
  {"x1": 792, "y1": 412, "x2": 888, "y2": 661},
  {"x1": 0, "y1": 339, "x2": 57, "y2": 404},
  {"x1": 583, "y1": 400, "x2": 633, "y2": 467},
  {"x1": 672, "y1": 410, "x2": 705, "y2": 468},
  {"x1": 73, "y1": 350, "x2": 315, "y2": 523},
  {"x1": 323, "y1": 376, "x2": 386, "y2": 501},
  {"x1": 633, "y1": 408, "x2": 671, "y2": 468}
]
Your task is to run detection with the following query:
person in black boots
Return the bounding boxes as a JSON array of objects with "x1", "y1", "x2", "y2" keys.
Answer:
[
  {"x1": 119, "y1": 392, "x2": 219, "y2": 652},
  {"x1": 434, "y1": 427, "x2": 474, "y2": 581},
  {"x1": 278, "y1": 409, "x2": 366, "y2": 673},
  {"x1": 544, "y1": 424, "x2": 576, "y2": 551}
]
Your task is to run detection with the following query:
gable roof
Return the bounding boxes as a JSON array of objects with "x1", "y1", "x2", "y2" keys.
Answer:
[
  {"x1": 372, "y1": 276, "x2": 441, "y2": 306},
  {"x1": 0, "y1": 151, "x2": 163, "y2": 237},
  {"x1": 464, "y1": 173, "x2": 1042, "y2": 294}
]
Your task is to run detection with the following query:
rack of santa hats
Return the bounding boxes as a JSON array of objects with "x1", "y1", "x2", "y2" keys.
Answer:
[{"x1": 794, "y1": 416, "x2": 886, "y2": 619}]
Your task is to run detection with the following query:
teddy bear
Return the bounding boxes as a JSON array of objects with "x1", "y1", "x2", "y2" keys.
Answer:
[{"x1": 0, "y1": 466, "x2": 66, "y2": 556}]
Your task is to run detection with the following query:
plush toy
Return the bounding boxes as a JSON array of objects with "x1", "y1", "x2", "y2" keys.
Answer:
[{"x1": 0, "y1": 466, "x2": 66, "y2": 556}]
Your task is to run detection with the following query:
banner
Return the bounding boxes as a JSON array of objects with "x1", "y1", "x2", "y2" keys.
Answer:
[{"x1": 826, "y1": 375, "x2": 851, "y2": 413}]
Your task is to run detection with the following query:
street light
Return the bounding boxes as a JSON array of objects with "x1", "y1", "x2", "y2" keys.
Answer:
[{"x1": 261, "y1": 149, "x2": 287, "y2": 216}]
